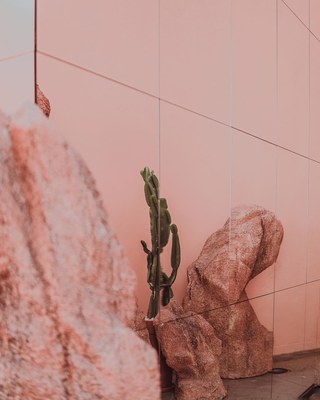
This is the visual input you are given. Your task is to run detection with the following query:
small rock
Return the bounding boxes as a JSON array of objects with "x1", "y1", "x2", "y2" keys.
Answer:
[{"x1": 155, "y1": 300, "x2": 227, "y2": 400}]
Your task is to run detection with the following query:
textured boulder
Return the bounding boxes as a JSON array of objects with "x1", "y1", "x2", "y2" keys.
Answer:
[
  {"x1": 183, "y1": 206, "x2": 284, "y2": 378},
  {"x1": 155, "y1": 300, "x2": 227, "y2": 400},
  {"x1": 0, "y1": 104, "x2": 160, "y2": 399}
]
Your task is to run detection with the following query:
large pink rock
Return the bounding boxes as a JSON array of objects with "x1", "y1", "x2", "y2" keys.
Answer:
[
  {"x1": 155, "y1": 300, "x2": 227, "y2": 400},
  {"x1": 183, "y1": 206, "x2": 284, "y2": 378},
  {"x1": 0, "y1": 104, "x2": 160, "y2": 399}
]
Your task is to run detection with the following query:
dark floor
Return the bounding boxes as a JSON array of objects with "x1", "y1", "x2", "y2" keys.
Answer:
[{"x1": 161, "y1": 350, "x2": 320, "y2": 400}]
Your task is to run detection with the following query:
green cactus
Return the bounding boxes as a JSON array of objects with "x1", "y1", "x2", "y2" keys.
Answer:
[{"x1": 140, "y1": 166, "x2": 181, "y2": 319}]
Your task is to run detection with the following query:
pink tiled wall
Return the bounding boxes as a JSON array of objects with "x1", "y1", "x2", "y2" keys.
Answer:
[
  {"x1": 0, "y1": 0, "x2": 34, "y2": 113},
  {"x1": 37, "y1": 0, "x2": 320, "y2": 356}
]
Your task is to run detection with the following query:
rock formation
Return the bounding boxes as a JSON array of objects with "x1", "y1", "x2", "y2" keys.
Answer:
[
  {"x1": 155, "y1": 300, "x2": 227, "y2": 400},
  {"x1": 183, "y1": 205, "x2": 284, "y2": 378},
  {"x1": 36, "y1": 84, "x2": 51, "y2": 117},
  {"x1": 0, "y1": 104, "x2": 160, "y2": 399}
]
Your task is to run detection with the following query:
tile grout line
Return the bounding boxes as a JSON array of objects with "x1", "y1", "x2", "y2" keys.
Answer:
[
  {"x1": 303, "y1": 0, "x2": 311, "y2": 354},
  {"x1": 0, "y1": 50, "x2": 34, "y2": 64},
  {"x1": 281, "y1": 0, "x2": 320, "y2": 42},
  {"x1": 38, "y1": 50, "x2": 320, "y2": 167},
  {"x1": 135, "y1": 277, "x2": 320, "y2": 333},
  {"x1": 34, "y1": 0, "x2": 37, "y2": 103},
  {"x1": 272, "y1": 1, "x2": 279, "y2": 394}
]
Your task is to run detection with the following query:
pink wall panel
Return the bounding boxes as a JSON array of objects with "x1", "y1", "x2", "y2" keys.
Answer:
[
  {"x1": 274, "y1": 285, "x2": 306, "y2": 355},
  {"x1": 278, "y1": 0, "x2": 309, "y2": 156},
  {"x1": 160, "y1": 0, "x2": 231, "y2": 124},
  {"x1": 0, "y1": 0, "x2": 35, "y2": 114},
  {"x1": 310, "y1": 0, "x2": 320, "y2": 39},
  {"x1": 310, "y1": 35, "x2": 320, "y2": 162},
  {"x1": 307, "y1": 162, "x2": 320, "y2": 282},
  {"x1": 282, "y1": 0, "x2": 309, "y2": 26},
  {"x1": 231, "y1": 0, "x2": 277, "y2": 143},
  {"x1": 37, "y1": 53, "x2": 159, "y2": 313},
  {"x1": 37, "y1": 0, "x2": 159, "y2": 96},
  {"x1": 0, "y1": 0, "x2": 34, "y2": 60},
  {"x1": 0, "y1": 55, "x2": 34, "y2": 115},
  {"x1": 275, "y1": 149, "x2": 308, "y2": 291},
  {"x1": 159, "y1": 102, "x2": 230, "y2": 304},
  {"x1": 37, "y1": 0, "x2": 320, "y2": 356},
  {"x1": 305, "y1": 281, "x2": 320, "y2": 351}
]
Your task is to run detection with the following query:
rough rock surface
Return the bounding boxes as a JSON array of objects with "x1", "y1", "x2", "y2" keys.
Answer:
[
  {"x1": 183, "y1": 206, "x2": 284, "y2": 378},
  {"x1": 155, "y1": 300, "x2": 227, "y2": 400},
  {"x1": 0, "y1": 104, "x2": 160, "y2": 399},
  {"x1": 36, "y1": 84, "x2": 51, "y2": 117}
]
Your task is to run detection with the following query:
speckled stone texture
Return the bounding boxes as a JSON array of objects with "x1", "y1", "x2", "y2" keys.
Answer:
[
  {"x1": 0, "y1": 104, "x2": 160, "y2": 400},
  {"x1": 155, "y1": 300, "x2": 227, "y2": 400},
  {"x1": 183, "y1": 205, "x2": 284, "y2": 379},
  {"x1": 36, "y1": 84, "x2": 51, "y2": 117}
]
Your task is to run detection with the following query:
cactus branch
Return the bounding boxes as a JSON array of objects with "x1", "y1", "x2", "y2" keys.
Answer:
[{"x1": 140, "y1": 166, "x2": 181, "y2": 319}]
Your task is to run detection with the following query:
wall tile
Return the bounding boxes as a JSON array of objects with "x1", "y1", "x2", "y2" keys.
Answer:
[
  {"x1": 310, "y1": 0, "x2": 320, "y2": 39},
  {"x1": 278, "y1": 0, "x2": 309, "y2": 156},
  {"x1": 305, "y1": 281, "x2": 320, "y2": 350},
  {"x1": 37, "y1": 0, "x2": 159, "y2": 95},
  {"x1": 0, "y1": 0, "x2": 34, "y2": 60},
  {"x1": 275, "y1": 149, "x2": 308, "y2": 291},
  {"x1": 310, "y1": 36, "x2": 320, "y2": 162},
  {"x1": 307, "y1": 161, "x2": 320, "y2": 282},
  {"x1": 231, "y1": 132, "x2": 277, "y2": 215},
  {"x1": 37, "y1": 53, "x2": 158, "y2": 313},
  {"x1": 282, "y1": 0, "x2": 309, "y2": 27},
  {"x1": 231, "y1": 0, "x2": 277, "y2": 143},
  {"x1": 160, "y1": 0, "x2": 231, "y2": 124},
  {"x1": 160, "y1": 101, "x2": 230, "y2": 304},
  {"x1": 0, "y1": 54, "x2": 34, "y2": 114},
  {"x1": 274, "y1": 285, "x2": 306, "y2": 355}
]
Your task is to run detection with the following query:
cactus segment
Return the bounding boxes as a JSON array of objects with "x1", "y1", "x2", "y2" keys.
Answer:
[
  {"x1": 170, "y1": 224, "x2": 181, "y2": 270},
  {"x1": 140, "y1": 166, "x2": 181, "y2": 319},
  {"x1": 162, "y1": 286, "x2": 174, "y2": 306}
]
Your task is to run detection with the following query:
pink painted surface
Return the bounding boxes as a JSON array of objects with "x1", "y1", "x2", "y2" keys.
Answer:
[
  {"x1": 160, "y1": 0, "x2": 231, "y2": 124},
  {"x1": 274, "y1": 285, "x2": 306, "y2": 355},
  {"x1": 37, "y1": 53, "x2": 158, "y2": 313},
  {"x1": 231, "y1": 132, "x2": 276, "y2": 213},
  {"x1": 36, "y1": 0, "x2": 320, "y2": 358},
  {"x1": 0, "y1": 0, "x2": 34, "y2": 60},
  {"x1": 307, "y1": 162, "x2": 320, "y2": 282},
  {"x1": 310, "y1": 0, "x2": 320, "y2": 39},
  {"x1": 0, "y1": 0, "x2": 34, "y2": 114},
  {"x1": 275, "y1": 149, "x2": 308, "y2": 291},
  {"x1": 310, "y1": 35, "x2": 320, "y2": 162},
  {"x1": 0, "y1": 54, "x2": 34, "y2": 114},
  {"x1": 305, "y1": 281, "x2": 320, "y2": 350},
  {"x1": 283, "y1": 0, "x2": 309, "y2": 26},
  {"x1": 159, "y1": 101, "x2": 230, "y2": 304},
  {"x1": 37, "y1": 0, "x2": 159, "y2": 95},
  {"x1": 278, "y1": 0, "x2": 309, "y2": 156},
  {"x1": 232, "y1": 0, "x2": 277, "y2": 142}
]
